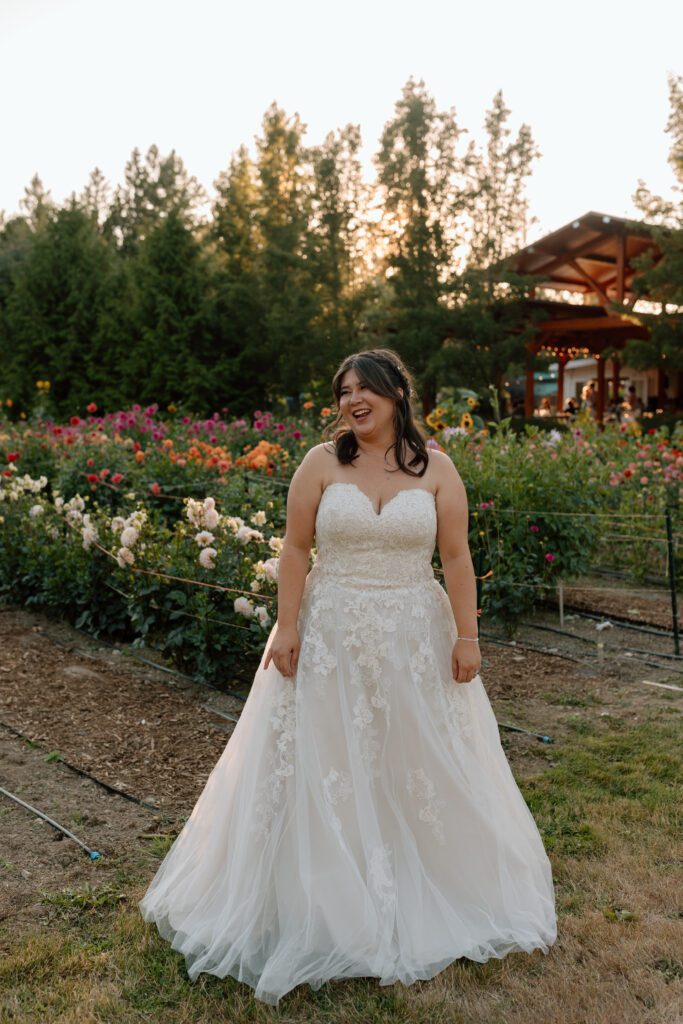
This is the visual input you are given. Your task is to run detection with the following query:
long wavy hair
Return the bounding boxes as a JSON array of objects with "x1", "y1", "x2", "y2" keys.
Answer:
[{"x1": 326, "y1": 348, "x2": 429, "y2": 477}]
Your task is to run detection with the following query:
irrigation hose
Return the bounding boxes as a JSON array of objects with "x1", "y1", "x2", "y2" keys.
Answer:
[
  {"x1": 0, "y1": 719, "x2": 160, "y2": 811},
  {"x1": 497, "y1": 722, "x2": 553, "y2": 744},
  {"x1": 0, "y1": 785, "x2": 102, "y2": 860}
]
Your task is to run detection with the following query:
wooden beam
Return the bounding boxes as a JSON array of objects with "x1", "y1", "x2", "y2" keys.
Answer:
[
  {"x1": 567, "y1": 259, "x2": 614, "y2": 310},
  {"x1": 538, "y1": 316, "x2": 643, "y2": 333},
  {"x1": 525, "y1": 230, "x2": 610, "y2": 276}
]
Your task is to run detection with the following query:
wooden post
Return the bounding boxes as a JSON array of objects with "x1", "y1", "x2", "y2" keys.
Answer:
[
  {"x1": 525, "y1": 365, "x2": 535, "y2": 417},
  {"x1": 657, "y1": 367, "x2": 666, "y2": 407},
  {"x1": 596, "y1": 354, "x2": 605, "y2": 425},
  {"x1": 557, "y1": 352, "x2": 566, "y2": 413},
  {"x1": 616, "y1": 235, "x2": 626, "y2": 304},
  {"x1": 612, "y1": 357, "x2": 621, "y2": 402}
]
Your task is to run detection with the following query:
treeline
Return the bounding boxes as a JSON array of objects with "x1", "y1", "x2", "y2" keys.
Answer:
[{"x1": 0, "y1": 80, "x2": 546, "y2": 416}]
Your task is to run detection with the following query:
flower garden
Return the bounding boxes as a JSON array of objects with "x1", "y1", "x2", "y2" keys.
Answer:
[{"x1": 2, "y1": 389, "x2": 683, "y2": 684}]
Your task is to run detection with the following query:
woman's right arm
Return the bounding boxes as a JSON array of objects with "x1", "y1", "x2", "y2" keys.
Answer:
[{"x1": 263, "y1": 446, "x2": 327, "y2": 678}]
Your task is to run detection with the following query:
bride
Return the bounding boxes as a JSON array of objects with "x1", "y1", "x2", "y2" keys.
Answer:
[{"x1": 138, "y1": 347, "x2": 557, "y2": 1006}]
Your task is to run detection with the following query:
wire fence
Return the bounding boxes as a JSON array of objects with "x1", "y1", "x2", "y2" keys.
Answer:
[{"x1": 64, "y1": 475, "x2": 683, "y2": 657}]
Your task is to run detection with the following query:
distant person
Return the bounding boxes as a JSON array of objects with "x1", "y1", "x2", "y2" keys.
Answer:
[
  {"x1": 564, "y1": 397, "x2": 578, "y2": 418},
  {"x1": 626, "y1": 385, "x2": 644, "y2": 419},
  {"x1": 536, "y1": 397, "x2": 553, "y2": 417},
  {"x1": 581, "y1": 381, "x2": 597, "y2": 419}
]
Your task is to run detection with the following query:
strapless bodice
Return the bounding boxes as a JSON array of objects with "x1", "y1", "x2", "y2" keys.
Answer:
[{"x1": 309, "y1": 482, "x2": 437, "y2": 589}]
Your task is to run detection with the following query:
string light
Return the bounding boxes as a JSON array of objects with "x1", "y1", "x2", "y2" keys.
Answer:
[{"x1": 537, "y1": 345, "x2": 593, "y2": 359}]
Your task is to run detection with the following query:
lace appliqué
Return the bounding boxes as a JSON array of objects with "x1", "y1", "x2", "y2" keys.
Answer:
[
  {"x1": 297, "y1": 587, "x2": 337, "y2": 696},
  {"x1": 322, "y1": 767, "x2": 353, "y2": 835},
  {"x1": 368, "y1": 842, "x2": 396, "y2": 914},
  {"x1": 407, "y1": 768, "x2": 446, "y2": 844},
  {"x1": 250, "y1": 682, "x2": 297, "y2": 838}
]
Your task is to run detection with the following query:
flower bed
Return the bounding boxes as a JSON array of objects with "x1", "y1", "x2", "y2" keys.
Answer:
[{"x1": 2, "y1": 399, "x2": 682, "y2": 679}]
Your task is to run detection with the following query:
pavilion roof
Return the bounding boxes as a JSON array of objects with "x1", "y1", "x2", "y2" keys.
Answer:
[{"x1": 506, "y1": 211, "x2": 661, "y2": 303}]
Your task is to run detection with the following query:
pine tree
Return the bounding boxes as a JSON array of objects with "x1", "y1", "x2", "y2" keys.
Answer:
[
  {"x1": 18, "y1": 174, "x2": 56, "y2": 233},
  {"x1": 210, "y1": 146, "x2": 268, "y2": 407},
  {"x1": 2, "y1": 204, "x2": 115, "y2": 412},
  {"x1": 441, "y1": 91, "x2": 541, "y2": 408},
  {"x1": 126, "y1": 208, "x2": 215, "y2": 408},
  {"x1": 307, "y1": 125, "x2": 367, "y2": 371},
  {"x1": 629, "y1": 74, "x2": 683, "y2": 373},
  {"x1": 255, "y1": 104, "x2": 318, "y2": 400},
  {"x1": 373, "y1": 79, "x2": 464, "y2": 399},
  {"x1": 104, "y1": 145, "x2": 206, "y2": 253}
]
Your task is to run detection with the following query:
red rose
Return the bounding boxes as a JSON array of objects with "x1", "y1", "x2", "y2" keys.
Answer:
[
  {"x1": 6, "y1": 453, "x2": 19, "y2": 463},
  {"x1": 87, "y1": 402, "x2": 97, "y2": 414},
  {"x1": 86, "y1": 473, "x2": 99, "y2": 483},
  {"x1": 70, "y1": 416, "x2": 81, "y2": 426}
]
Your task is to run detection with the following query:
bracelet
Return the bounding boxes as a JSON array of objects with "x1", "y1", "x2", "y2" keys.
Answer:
[{"x1": 457, "y1": 636, "x2": 479, "y2": 643}]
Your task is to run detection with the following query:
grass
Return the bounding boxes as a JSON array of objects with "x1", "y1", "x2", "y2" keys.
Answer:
[{"x1": 1, "y1": 712, "x2": 681, "y2": 1024}]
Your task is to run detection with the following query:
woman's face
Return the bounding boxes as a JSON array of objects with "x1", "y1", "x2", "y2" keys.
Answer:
[{"x1": 338, "y1": 366, "x2": 398, "y2": 440}]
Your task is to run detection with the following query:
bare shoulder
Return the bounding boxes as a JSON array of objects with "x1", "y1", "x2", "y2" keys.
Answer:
[
  {"x1": 290, "y1": 442, "x2": 337, "y2": 494},
  {"x1": 423, "y1": 448, "x2": 466, "y2": 503},
  {"x1": 426, "y1": 447, "x2": 462, "y2": 487}
]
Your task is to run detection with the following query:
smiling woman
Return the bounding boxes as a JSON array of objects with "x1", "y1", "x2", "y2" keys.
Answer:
[{"x1": 139, "y1": 347, "x2": 557, "y2": 1006}]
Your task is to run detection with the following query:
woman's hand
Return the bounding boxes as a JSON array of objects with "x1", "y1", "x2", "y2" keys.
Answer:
[
  {"x1": 452, "y1": 638, "x2": 481, "y2": 684},
  {"x1": 264, "y1": 624, "x2": 301, "y2": 679}
]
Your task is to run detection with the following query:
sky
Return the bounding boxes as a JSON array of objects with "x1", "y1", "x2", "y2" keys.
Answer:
[{"x1": 1, "y1": 0, "x2": 681, "y2": 242}]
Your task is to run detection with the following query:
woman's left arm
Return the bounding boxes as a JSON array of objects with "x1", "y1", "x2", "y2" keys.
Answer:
[{"x1": 433, "y1": 452, "x2": 482, "y2": 684}]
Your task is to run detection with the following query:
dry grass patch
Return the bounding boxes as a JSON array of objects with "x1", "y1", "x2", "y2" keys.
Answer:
[{"x1": 1, "y1": 712, "x2": 681, "y2": 1024}]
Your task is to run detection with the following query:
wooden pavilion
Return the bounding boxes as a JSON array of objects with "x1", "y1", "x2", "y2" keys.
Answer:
[{"x1": 504, "y1": 211, "x2": 665, "y2": 422}]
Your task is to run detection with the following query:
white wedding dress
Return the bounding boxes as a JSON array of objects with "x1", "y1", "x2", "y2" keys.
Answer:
[{"x1": 138, "y1": 482, "x2": 557, "y2": 1005}]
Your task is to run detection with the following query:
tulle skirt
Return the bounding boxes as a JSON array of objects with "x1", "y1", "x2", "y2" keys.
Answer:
[{"x1": 138, "y1": 570, "x2": 557, "y2": 1005}]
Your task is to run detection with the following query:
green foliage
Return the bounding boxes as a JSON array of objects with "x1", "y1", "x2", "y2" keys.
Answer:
[
  {"x1": 0, "y1": 83, "x2": 544, "y2": 419},
  {"x1": 627, "y1": 73, "x2": 683, "y2": 371}
]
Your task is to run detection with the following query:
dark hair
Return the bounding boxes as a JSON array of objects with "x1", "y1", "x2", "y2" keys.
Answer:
[{"x1": 326, "y1": 348, "x2": 429, "y2": 477}]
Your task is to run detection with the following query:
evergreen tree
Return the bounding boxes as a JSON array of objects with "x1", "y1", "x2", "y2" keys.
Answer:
[
  {"x1": 307, "y1": 125, "x2": 367, "y2": 368},
  {"x1": 126, "y1": 208, "x2": 216, "y2": 408},
  {"x1": 18, "y1": 174, "x2": 56, "y2": 233},
  {"x1": 210, "y1": 145, "x2": 267, "y2": 407},
  {"x1": 373, "y1": 79, "x2": 464, "y2": 402},
  {"x1": 104, "y1": 145, "x2": 206, "y2": 253},
  {"x1": 255, "y1": 104, "x2": 318, "y2": 400},
  {"x1": 629, "y1": 74, "x2": 683, "y2": 373},
  {"x1": 440, "y1": 91, "x2": 541, "y2": 408},
  {"x1": 2, "y1": 204, "x2": 115, "y2": 412},
  {"x1": 77, "y1": 167, "x2": 113, "y2": 227}
]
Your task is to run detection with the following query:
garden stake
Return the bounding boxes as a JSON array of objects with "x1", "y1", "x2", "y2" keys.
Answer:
[
  {"x1": 665, "y1": 507, "x2": 680, "y2": 655},
  {"x1": 558, "y1": 580, "x2": 564, "y2": 627},
  {"x1": 0, "y1": 785, "x2": 102, "y2": 859}
]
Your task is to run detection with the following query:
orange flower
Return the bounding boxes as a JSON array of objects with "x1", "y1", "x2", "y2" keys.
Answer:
[
  {"x1": 303, "y1": 401, "x2": 314, "y2": 409},
  {"x1": 135, "y1": 450, "x2": 145, "y2": 463},
  {"x1": 320, "y1": 407, "x2": 332, "y2": 417}
]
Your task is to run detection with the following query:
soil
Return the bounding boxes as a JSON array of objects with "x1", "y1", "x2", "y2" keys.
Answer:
[{"x1": 0, "y1": 585, "x2": 681, "y2": 942}]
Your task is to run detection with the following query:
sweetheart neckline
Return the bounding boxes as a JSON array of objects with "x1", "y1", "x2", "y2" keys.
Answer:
[{"x1": 321, "y1": 481, "x2": 436, "y2": 518}]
